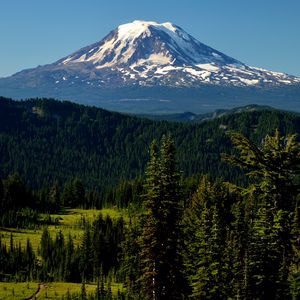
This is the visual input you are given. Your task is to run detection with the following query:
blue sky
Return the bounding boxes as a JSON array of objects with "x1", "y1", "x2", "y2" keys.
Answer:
[{"x1": 0, "y1": 0, "x2": 299, "y2": 77}]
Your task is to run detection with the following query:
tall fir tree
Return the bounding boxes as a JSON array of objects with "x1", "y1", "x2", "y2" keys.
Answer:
[
  {"x1": 140, "y1": 136, "x2": 186, "y2": 299},
  {"x1": 223, "y1": 129, "x2": 300, "y2": 299}
]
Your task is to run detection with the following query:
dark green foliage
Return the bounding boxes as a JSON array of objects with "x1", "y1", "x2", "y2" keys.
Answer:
[
  {"x1": 0, "y1": 235, "x2": 36, "y2": 281},
  {"x1": 183, "y1": 178, "x2": 234, "y2": 299},
  {"x1": 120, "y1": 217, "x2": 142, "y2": 296},
  {"x1": 290, "y1": 205, "x2": 300, "y2": 299},
  {"x1": 222, "y1": 130, "x2": 300, "y2": 299},
  {"x1": 38, "y1": 214, "x2": 124, "y2": 283},
  {"x1": 62, "y1": 178, "x2": 85, "y2": 207},
  {"x1": 0, "y1": 173, "x2": 61, "y2": 227},
  {"x1": 2, "y1": 97, "x2": 300, "y2": 298},
  {"x1": 1, "y1": 97, "x2": 300, "y2": 192},
  {"x1": 140, "y1": 136, "x2": 187, "y2": 299},
  {"x1": 223, "y1": 129, "x2": 300, "y2": 210}
]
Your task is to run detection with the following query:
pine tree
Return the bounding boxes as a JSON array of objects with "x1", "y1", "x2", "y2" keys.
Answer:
[
  {"x1": 245, "y1": 201, "x2": 282, "y2": 299},
  {"x1": 290, "y1": 204, "x2": 300, "y2": 299},
  {"x1": 120, "y1": 217, "x2": 142, "y2": 296},
  {"x1": 0, "y1": 179, "x2": 3, "y2": 211},
  {"x1": 64, "y1": 234, "x2": 75, "y2": 281},
  {"x1": 140, "y1": 140, "x2": 161, "y2": 299},
  {"x1": 185, "y1": 178, "x2": 232, "y2": 299},
  {"x1": 48, "y1": 182, "x2": 61, "y2": 212},
  {"x1": 40, "y1": 227, "x2": 52, "y2": 259},
  {"x1": 223, "y1": 130, "x2": 300, "y2": 299},
  {"x1": 140, "y1": 136, "x2": 186, "y2": 299},
  {"x1": 81, "y1": 279, "x2": 87, "y2": 300},
  {"x1": 80, "y1": 223, "x2": 93, "y2": 280},
  {"x1": 223, "y1": 129, "x2": 300, "y2": 211},
  {"x1": 73, "y1": 178, "x2": 85, "y2": 208}
]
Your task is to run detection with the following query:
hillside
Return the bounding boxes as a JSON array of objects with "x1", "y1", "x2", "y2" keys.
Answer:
[{"x1": 1, "y1": 96, "x2": 300, "y2": 190}]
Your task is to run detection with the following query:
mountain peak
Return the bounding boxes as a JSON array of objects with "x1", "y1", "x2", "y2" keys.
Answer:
[
  {"x1": 61, "y1": 19, "x2": 240, "y2": 69},
  {"x1": 117, "y1": 20, "x2": 178, "y2": 34},
  {"x1": 1, "y1": 20, "x2": 300, "y2": 114},
  {"x1": 6, "y1": 20, "x2": 300, "y2": 91}
]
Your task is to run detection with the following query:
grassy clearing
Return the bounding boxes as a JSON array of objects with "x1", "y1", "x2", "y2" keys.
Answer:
[
  {"x1": 0, "y1": 208, "x2": 126, "y2": 299},
  {"x1": 37, "y1": 282, "x2": 124, "y2": 299},
  {"x1": 36, "y1": 282, "x2": 96, "y2": 299},
  {"x1": 0, "y1": 282, "x2": 38, "y2": 300},
  {"x1": 0, "y1": 207, "x2": 125, "y2": 252},
  {"x1": 0, "y1": 281, "x2": 124, "y2": 299}
]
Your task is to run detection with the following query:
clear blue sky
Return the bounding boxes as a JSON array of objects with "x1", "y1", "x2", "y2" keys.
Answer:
[{"x1": 0, "y1": 0, "x2": 299, "y2": 77}]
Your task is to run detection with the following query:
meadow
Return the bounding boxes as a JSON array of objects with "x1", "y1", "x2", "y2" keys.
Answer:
[
  {"x1": 0, "y1": 208, "x2": 126, "y2": 299},
  {"x1": 0, "y1": 281, "x2": 124, "y2": 299},
  {"x1": 0, "y1": 208, "x2": 125, "y2": 252}
]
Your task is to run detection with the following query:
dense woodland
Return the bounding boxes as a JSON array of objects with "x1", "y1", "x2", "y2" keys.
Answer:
[
  {"x1": 1, "y1": 96, "x2": 300, "y2": 190},
  {"x1": 0, "y1": 97, "x2": 300, "y2": 299}
]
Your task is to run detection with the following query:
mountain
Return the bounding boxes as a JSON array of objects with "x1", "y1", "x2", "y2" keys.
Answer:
[{"x1": 1, "y1": 20, "x2": 300, "y2": 113}]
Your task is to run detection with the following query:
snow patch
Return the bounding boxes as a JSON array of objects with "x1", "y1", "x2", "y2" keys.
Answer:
[
  {"x1": 238, "y1": 78, "x2": 260, "y2": 85},
  {"x1": 197, "y1": 63, "x2": 219, "y2": 72}
]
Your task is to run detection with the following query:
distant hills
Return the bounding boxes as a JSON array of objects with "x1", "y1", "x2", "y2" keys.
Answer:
[
  {"x1": 137, "y1": 104, "x2": 285, "y2": 123},
  {"x1": 1, "y1": 96, "x2": 300, "y2": 189},
  {"x1": 0, "y1": 20, "x2": 300, "y2": 114}
]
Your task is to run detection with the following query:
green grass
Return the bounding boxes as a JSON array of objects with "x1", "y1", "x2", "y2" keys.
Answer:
[
  {"x1": 0, "y1": 281, "x2": 124, "y2": 299},
  {"x1": 0, "y1": 208, "x2": 126, "y2": 299},
  {"x1": 36, "y1": 282, "x2": 96, "y2": 299},
  {"x1": 0, "y1": 207, "x2": 126, "y2": 252},
  {"x1": 0, "y1": 282, "x2": 38, "y2": 300},
  {"x1": 37, "y1": 282, "x2": 124, "y2": 299}
]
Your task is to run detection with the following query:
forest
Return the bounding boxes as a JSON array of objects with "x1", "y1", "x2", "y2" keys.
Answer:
[{"x1": 0, "y1": 97, "x2": 300, "y2": 299}]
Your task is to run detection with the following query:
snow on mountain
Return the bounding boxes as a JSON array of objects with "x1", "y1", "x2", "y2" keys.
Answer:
[
  {"x1": 48, "y1": 20, "x2": 300, "y2": 88},
  {"x1": 4, "y1": 20, "x2": 300, "y2": 94}
]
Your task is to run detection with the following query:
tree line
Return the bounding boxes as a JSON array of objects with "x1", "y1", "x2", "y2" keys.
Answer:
[{"x1": 1, "y1": 96, "x2": 300, "y2": 191}]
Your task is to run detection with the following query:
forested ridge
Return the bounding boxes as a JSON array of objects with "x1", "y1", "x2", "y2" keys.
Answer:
[
  {"x1": 0, "y1": 96, "x2": 300, "y2": 299},
  {"x1": 1, "y1": 96, "x2": 300, "y2": 190}
]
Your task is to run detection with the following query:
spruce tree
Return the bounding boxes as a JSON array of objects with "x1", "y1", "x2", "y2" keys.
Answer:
[
  {"x1": 80, "y1": 223, "x2": 93, "y2": 280},
  {"x1": 140, "y1": 136, "x2": 186, "y2": 299},
  {"x1": 48, "y1": 183, "x2": 61, "y2": 212},
  {"x1": 290, "y1": 204, "x2": 300, "y2": 299},
  {"x1": 223, "y1": 130, "x2": 300, "y2": 299},
  {"x1": 184, "y1": 178, "x2": 232, "y2": 299},
  {"x1": 0, "y1": 179, "x2": 3, "y2": 211},
  {"x1": 140, "y1": 140, "x2": 161, "y2": 299}
]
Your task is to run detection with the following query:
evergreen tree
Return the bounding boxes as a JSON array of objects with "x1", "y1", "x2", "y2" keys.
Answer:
[
  {"x1": 48, "y1": 182, "x2": 61, "y2": 212},
  {"x1": 40, "y1": 227, "x2": 52, "y2": 260},
  {"x1": 0, "y1": 179, "x2": 3, "y2": 210},
  {"x1": 290, "y1": 204, "x2": 300, "y2": 299},
  {"x1": 81, "y1": 279, "x2": 87, "y2": 300},
  {"x1": 223, "y1": 129, "x2": 300, "y2": 211},
  {"x1": 80, "y1": 224, "x2": 94, "y2": 280},
  {"x1": 73, "y1": 178, "x2": 85, "y2": 208},
  {"x1": 184, "y1": 178, "x2": 232, "y2": 299},
  {"x1": 140, "y1": 136, "x2": 186, "y2": 299},
  {"x1": 121, "y1": 217, "x2": 142, "y2": 296},
  {"x1": 245, "y1": 201, "x2": 283, "y2": 299},
  {"x1": 3, "y1": 173, "x2": 28, "y2": 209},
  {"x1": 223, "y1": 130, "x2": 300, "y2": 299}
]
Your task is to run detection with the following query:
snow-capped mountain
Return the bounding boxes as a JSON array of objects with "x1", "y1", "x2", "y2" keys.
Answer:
[
  {"x1": 0, "y1": 20, "x2": 300, "y2": 114},
  {"x1": 53, "y1": 20, "x2": 299, "y2": 87}
]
